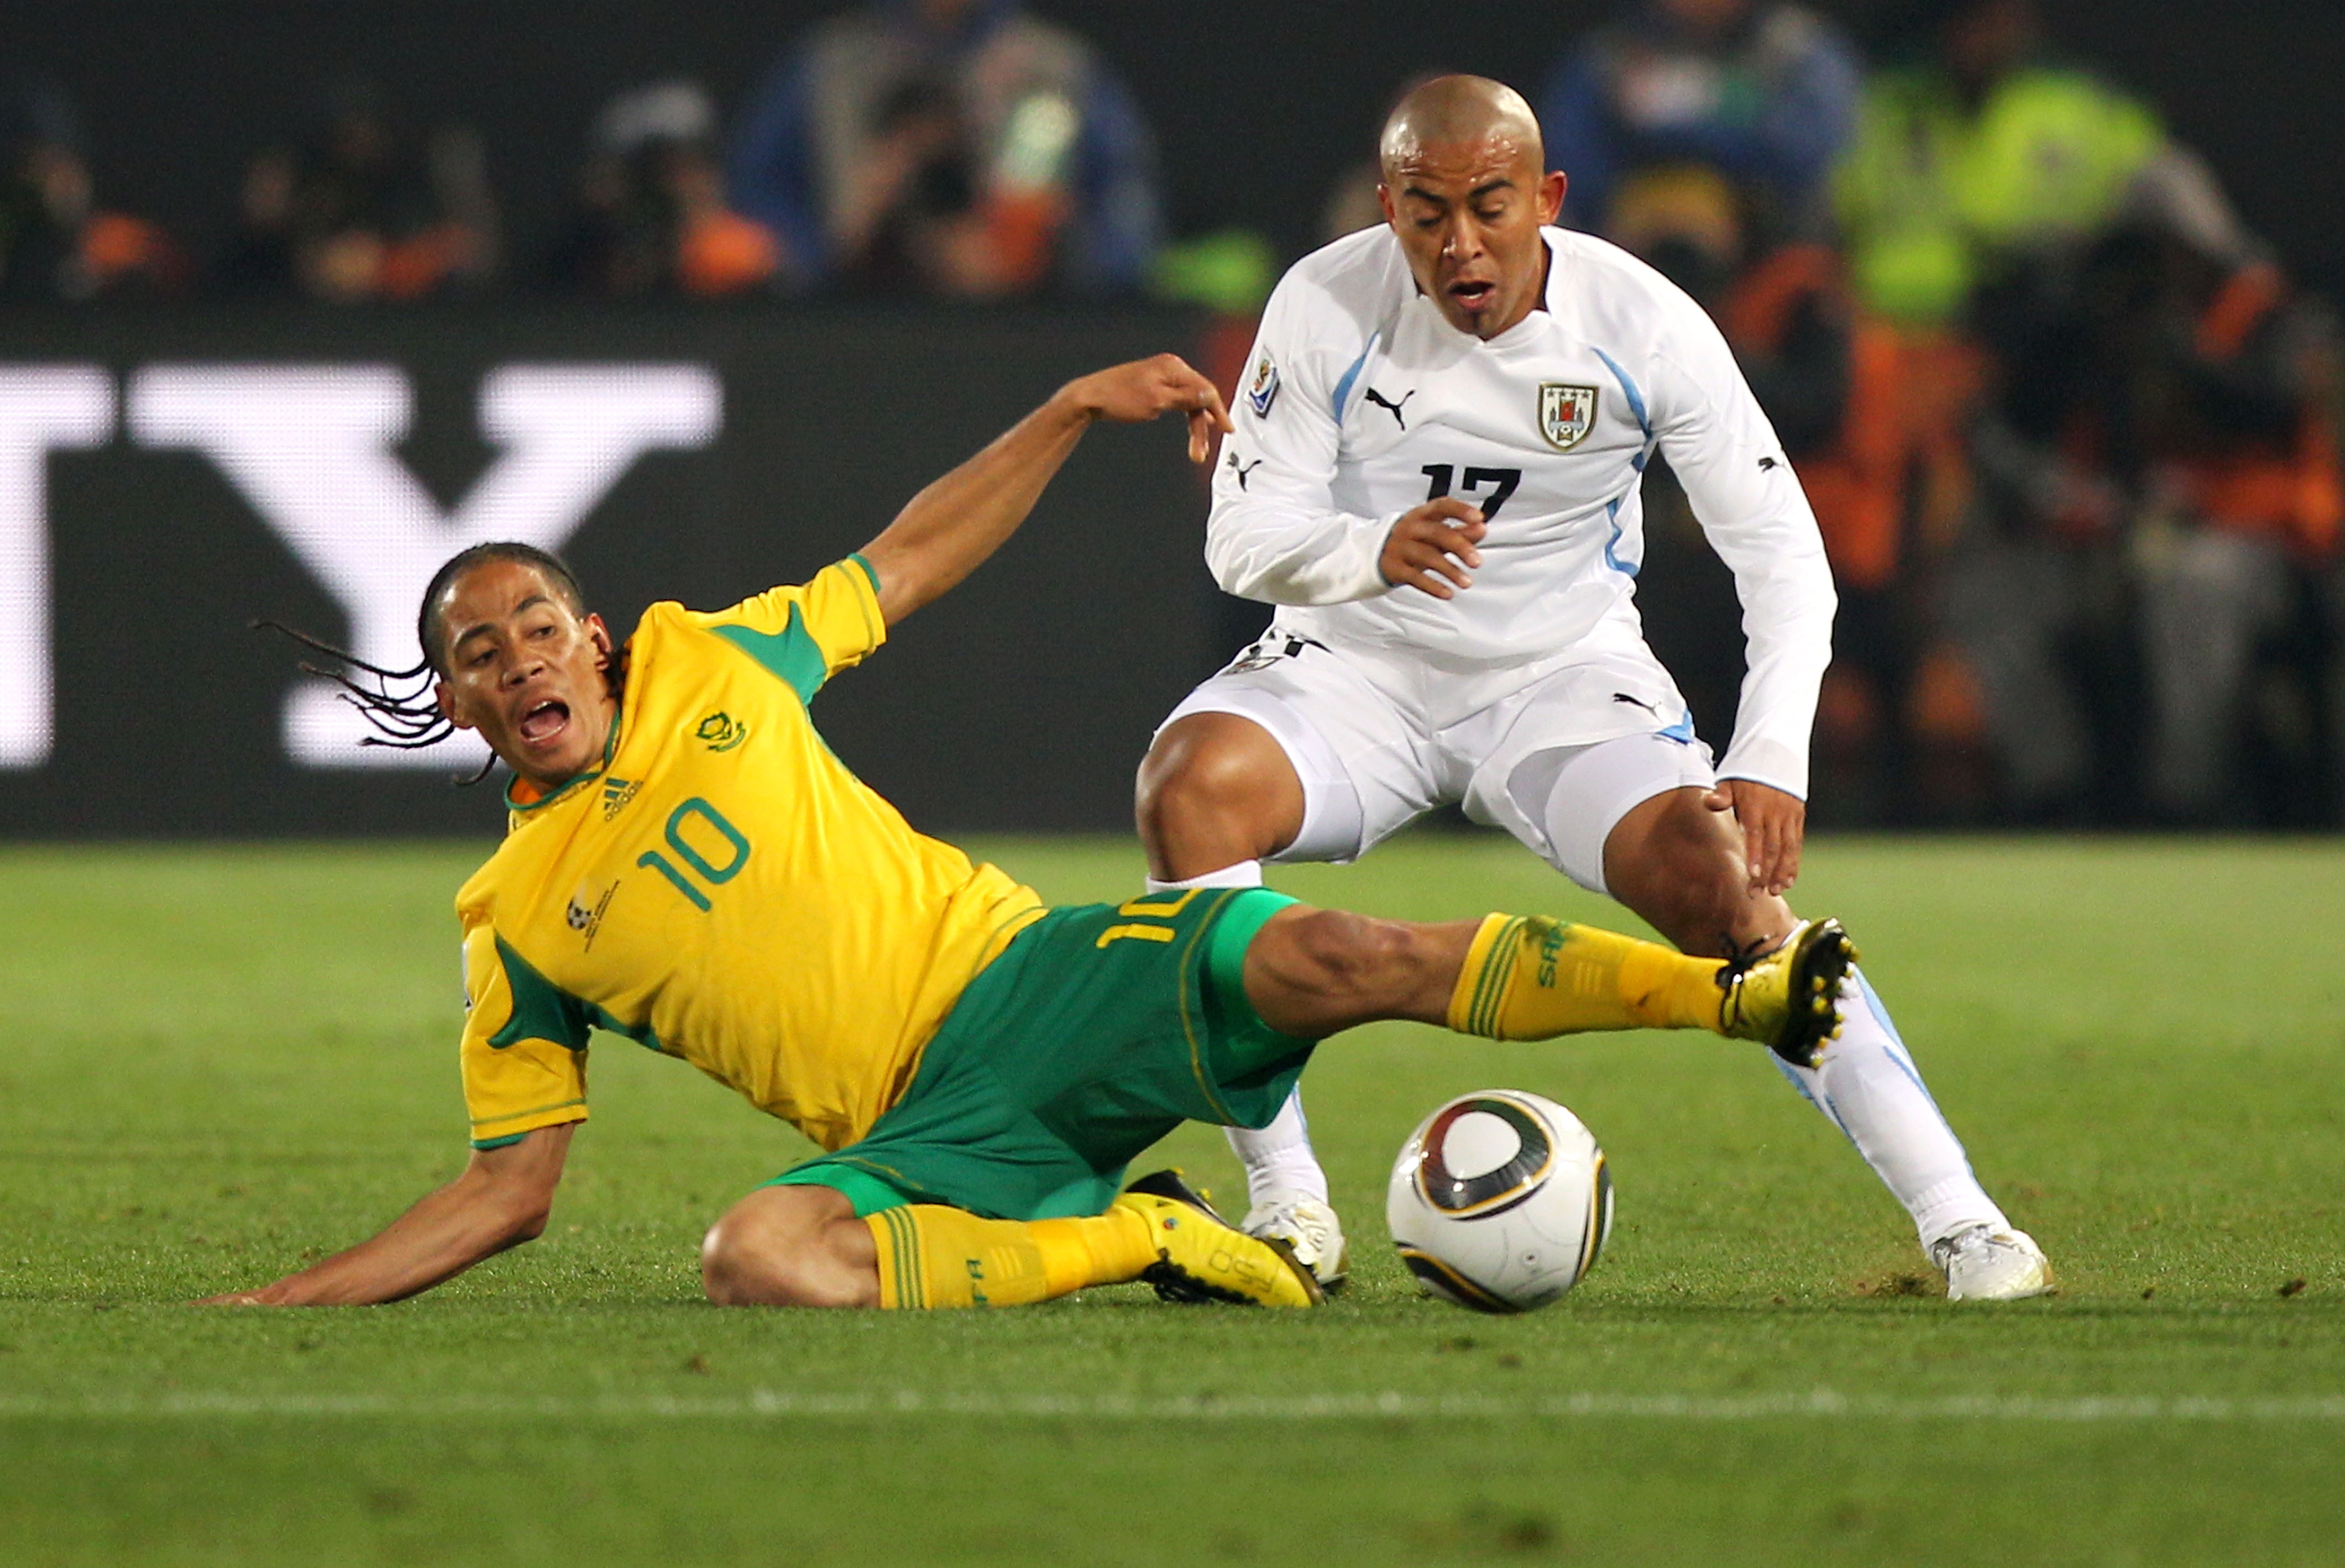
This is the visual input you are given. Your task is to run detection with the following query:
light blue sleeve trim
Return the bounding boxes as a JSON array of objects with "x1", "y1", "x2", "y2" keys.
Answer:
[
  {"x1": 1592, "y1": 346, "x2": 1652, "y2": 438},
  {"x1": 1330, "y1": 330, "x2": 1381, "y2": 424},
  {"x1": 1593, "y1": 347, "x2": 1658, "y2": 579}
]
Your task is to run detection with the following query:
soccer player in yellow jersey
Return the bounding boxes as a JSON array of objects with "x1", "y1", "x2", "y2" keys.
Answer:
[{"x1": 205, "y1": 354, "x2": 1850, "y2": 1313}]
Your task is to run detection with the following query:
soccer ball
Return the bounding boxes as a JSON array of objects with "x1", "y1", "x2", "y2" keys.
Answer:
[{"x1": 1385, "y1": 1089, "x2": 1614, "y2": 1313}]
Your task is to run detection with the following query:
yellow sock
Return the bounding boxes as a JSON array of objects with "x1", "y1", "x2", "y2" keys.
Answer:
[
  {"x1": 863, "y1": 1204, "x2": 1159, "y2": 1309},
  {"x1": 1446, "y1": 914, "x2": 1727, "y2": 1040}
]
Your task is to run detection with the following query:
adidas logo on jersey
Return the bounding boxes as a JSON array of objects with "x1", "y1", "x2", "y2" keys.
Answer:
[{"x1": 602, "y1": 776, "x2": 641, "y2": 819}]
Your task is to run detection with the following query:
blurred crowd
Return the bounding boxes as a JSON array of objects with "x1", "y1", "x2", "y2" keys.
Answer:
[
  {"x1": 3, "y1": 0, "x2": 1158, "y2": 305},
  {"x1": 4, "y1": 0, "x2": 2337, "y2": 826},
  {"x1": 1557, "y1": 0, "x2": 2342, "y2": 830}
]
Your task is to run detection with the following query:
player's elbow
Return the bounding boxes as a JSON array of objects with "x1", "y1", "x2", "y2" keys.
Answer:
[
  {"x1": 1809, "y1": 562, "x2": 1839, "y2": 619},
  {"x1": 1202, "y1": 530, "x2": 1257, "y2": 600}
]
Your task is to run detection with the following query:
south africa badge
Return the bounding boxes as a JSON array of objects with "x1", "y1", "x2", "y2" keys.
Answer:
[{"x1": 1538, "y1": 382, "x2": 1599, "y2": 451}]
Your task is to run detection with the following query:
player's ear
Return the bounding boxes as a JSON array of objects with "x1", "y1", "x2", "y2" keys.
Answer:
[
  {"x1": 1376, "y1": 182, "x2": 1399, "y2": 230},
  {"x1": 1539, "y1": 170, "x2": 1567, "y2": 227},
  {"x1": 433, "y1": 679, "x2": 471, "y2": 732},
  {"x1": 584, "y1": 613, "x2": 612, "y2": 668}
]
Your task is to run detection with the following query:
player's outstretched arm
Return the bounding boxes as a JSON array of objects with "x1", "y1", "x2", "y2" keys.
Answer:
[
  {"x1": 196, "y1": 1124, "x2": 572, "y2": 1307},
  {"x1": 859, "y1": 353, "x2": 1231, "y2": 626}
]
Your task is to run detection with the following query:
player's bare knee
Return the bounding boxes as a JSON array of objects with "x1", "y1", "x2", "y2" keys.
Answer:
[
  {"x1": 702, "y1": 1228, "x2": 825, "y2": 1308},
  {"x1": 700, "y1": 1212, "x2": 781, "y2": 1305},
  {"x1": 1134, "y1": 716, "x2": 1298, "y2": 869},
  {"x1": 1137, "y1": 742, "x2": 1248, "y2": 835},
  {"x1": 701, "y1": 1191, "x2": 865, "y2": 1308}
]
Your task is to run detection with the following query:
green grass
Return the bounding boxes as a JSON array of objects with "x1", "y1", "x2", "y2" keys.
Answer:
[{"x1": 2, "y1": 833, "x2": 2342, "y2": 1565}]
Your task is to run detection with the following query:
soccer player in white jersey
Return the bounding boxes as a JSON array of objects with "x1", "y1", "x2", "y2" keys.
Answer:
[{"x1": 1134, "y1": 75, "x2": 2051, "y2": 1301}]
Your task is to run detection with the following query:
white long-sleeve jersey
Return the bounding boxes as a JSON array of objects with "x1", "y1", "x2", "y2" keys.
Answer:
[{"x1": 1207, "y1": 224, "x2": 1836, "y2": 799}]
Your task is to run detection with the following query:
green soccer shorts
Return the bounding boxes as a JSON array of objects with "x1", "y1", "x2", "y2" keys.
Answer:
[{"x1": 767, "y1": 886, "x2": 1315, "y2": 1221}]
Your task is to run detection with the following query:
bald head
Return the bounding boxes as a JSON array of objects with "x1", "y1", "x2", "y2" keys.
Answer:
[
  {"x1": 1374, "y1": 76, "x2": 1563, "y2": 340},
  {"x1": 1379, "y1": 76, "x2": 1545, "y2": 179}
]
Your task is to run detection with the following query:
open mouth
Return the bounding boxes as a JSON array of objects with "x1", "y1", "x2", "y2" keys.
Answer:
[
  {"x1": 516, "y1": 698, "x2": 570, "y2": 748},
  {"x1": 1447, "y1": 279, "x2": 1497, "y2": 311}
]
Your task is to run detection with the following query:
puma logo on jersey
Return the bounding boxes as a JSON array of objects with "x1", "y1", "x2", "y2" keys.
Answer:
[
  {"x1": 1224, "y1": 448, "x2": 1263, "y2": 490},
  {"x1": 1758, "y1": 455, "x2": 1779, "y2": 470},
  {"x1": 1364, "y1": 387, "x2": 1415, "y2": 429}
]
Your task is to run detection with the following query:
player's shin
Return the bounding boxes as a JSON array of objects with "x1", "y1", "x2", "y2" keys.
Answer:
[
  {"x1": 862, "y1": 1205, "x2": 1157, "y2": 1309},
  {"x1": 1144, "y1": 862, "x2": 1333, "y2": 1214},
  {"x1": 1771, "y1": 969, "x2": 2009, "y2": 1249},
  {"x1": 1447, "y1": 914, "x2": 1727, "y2": 1040}
]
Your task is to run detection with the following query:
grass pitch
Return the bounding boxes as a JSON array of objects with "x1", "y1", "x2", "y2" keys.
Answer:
[{"x1": 2, "y1": 833, "x2": 2341, "y2": 1566}]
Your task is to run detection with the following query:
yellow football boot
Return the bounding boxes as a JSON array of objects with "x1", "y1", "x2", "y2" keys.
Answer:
[
  {"x1": 1114, "y1": 1170, "x2": 1325, "y2": 1308},
  {"x1": 1717, "y1": 917, "x2": 1857, "y2": 1068}
]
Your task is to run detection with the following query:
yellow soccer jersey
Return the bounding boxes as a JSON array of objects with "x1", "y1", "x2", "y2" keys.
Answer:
[{"x1": 453, "y1": 556, "x2": 1046, "y2": 1152}]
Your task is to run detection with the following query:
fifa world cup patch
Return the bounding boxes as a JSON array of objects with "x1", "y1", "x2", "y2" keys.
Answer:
[
  {"x1": 1537, "y1": 382, "x2": 1599, "y2": 451},
  {"x1": 1245, "y1": 350, "x2": 1281, "y2": 418}
]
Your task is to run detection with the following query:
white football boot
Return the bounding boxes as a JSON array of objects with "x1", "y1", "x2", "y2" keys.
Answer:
[
  {"x1": 1931, "y1": 1224, "x2": 2055, "y2": 1300},
  {"x1": 1242, "y1": 1197, "x2": 1349, "y2": 1290}
]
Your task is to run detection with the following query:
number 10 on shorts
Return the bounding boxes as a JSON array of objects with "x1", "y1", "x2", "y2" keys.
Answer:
[{"x1": 1095, "y1": 889, "x2": 1200, "y2": 947}]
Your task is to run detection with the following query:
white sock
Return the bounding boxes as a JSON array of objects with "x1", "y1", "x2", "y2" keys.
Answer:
[
  {"x1": 1144, "y1": 861, "x2": 1332, "y2": 1213},
  {"x1": 1226, "y1": 1088, "x2": 1329, "y2": 1210},
  {"x1": 1142, "y1": 862, "x2": 1264, "y2": 895},
  {"x1": 1771, "y1": 967, "x2": 2009, "y2": 1250}
]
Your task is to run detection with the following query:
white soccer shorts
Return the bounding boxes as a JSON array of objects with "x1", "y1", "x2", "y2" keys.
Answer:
[{"x1": 1159, "y1": 626, "x2": 1718, "y2": 894}]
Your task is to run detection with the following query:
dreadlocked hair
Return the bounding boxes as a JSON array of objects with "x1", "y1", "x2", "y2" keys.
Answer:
[{"x1": 254, "y1": 542, "x2": 589, "y2": 786}]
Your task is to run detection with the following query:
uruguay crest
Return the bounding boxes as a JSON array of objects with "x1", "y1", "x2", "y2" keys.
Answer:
[{"x1": 1538, "y1": 382, "x2": 1599, "y2": 452}]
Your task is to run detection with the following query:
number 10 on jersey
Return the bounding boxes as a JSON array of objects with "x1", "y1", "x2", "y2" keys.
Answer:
[{"x1": 638, "y1": 797, "x2": 751, "y2": 911}]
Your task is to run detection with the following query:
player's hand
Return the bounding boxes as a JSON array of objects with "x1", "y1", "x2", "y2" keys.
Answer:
[
  {"x1": 1379, "y1": 499, "x2": 1487, "y2": 599},
  {"x1": 1061, "y1": 354, "x2": 1233, "y2": 464},
  {"x1": 192, "y1": 1290, "x2": 273, "y2": 1306},
  {"x1": 1703, "y1": 778, "x2": 1805, "y2": 896}
]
